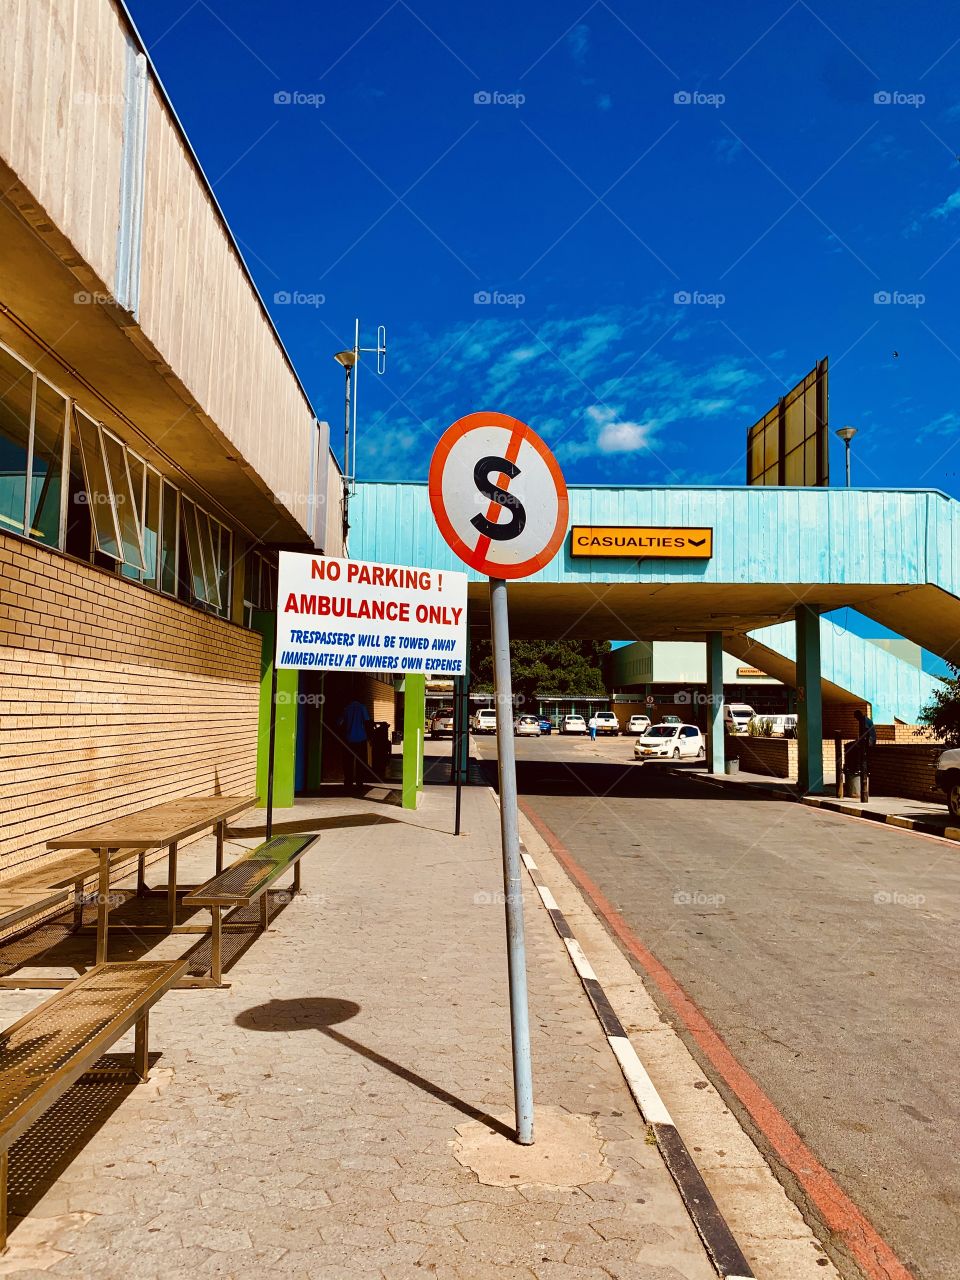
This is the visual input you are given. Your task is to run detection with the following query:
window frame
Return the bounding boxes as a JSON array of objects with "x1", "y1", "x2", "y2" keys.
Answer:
[{"x1": 0, "y1": 338, "x2": 249, "y2": 626}]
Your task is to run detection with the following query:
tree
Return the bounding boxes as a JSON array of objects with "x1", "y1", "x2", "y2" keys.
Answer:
[
  {"x1": 469, "y1": 638, "x2": 610, "y2": 712},
  {"x1": 919, "y1": 663, "x2": 960, "y2": 747}
]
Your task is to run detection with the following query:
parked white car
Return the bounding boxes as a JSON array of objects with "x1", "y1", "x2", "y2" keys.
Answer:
[
  {"x1": 627, "y1": 714, "x2": 652, "y2": 735},
  {"x1": 592, "y1": 710, "x2": 620, "y2": 736},
  {"x1": 471, "y1": 708, "x2": 498, "y2": 734},
  {"x1": 747, "y1": 713, "x2": 797, "y2": 738},
  {"x1": 723, "y1": 703, "x2": 755, "y2": 734},
  {"x1": 634, "y1": 723, "x2": 705, "y2": 761},
  {"x1": 429, "y1": 707, "x2": 454, "y2": 739},
  {"x1": 562, "y1": 714, "x2": 587, "y2": 735},
  {"x1": 935, "y1": 748, "x2": 960, "y2": 818},
  {"x1": 514, "y1": 714, "x2": 541, "y2": 737}
]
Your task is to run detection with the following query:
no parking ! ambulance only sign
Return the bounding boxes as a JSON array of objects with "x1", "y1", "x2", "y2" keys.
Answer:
[
  {"x1": 275, "y1": 552, "x2": 468, "y2": 674},
  {"x1": 428, "y1": 412, "x2": 568, "y2": 579}
]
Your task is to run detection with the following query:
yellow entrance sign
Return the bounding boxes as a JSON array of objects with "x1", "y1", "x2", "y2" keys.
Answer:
[{"x1": 570, "y1": 526, "x2": 713, "y2": 558}]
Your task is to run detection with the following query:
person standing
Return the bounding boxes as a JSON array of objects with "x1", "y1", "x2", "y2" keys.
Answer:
[
  {"x1": 338, "y1": 689, "x2": 371, "y2": 793},
  {"x1": 588, "y1": 714, "x2": 598, "y2": 742},
  {"x1": 852, "y1": 707, "x2": 877, "y2": 777}
]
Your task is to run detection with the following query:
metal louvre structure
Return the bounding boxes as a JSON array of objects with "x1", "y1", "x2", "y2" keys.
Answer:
[{"x1": 747, "y1": 358, "x2": 829, "y2": 487}]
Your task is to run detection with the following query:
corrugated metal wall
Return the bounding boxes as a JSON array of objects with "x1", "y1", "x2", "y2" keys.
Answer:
[{"x1": 351, "y1": 482, "x2": 960, "y2": 593}]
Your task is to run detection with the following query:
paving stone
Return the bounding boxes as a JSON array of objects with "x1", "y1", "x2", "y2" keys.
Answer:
[{"x1": 8, "y1": 787, "x2": 716, "y2": 1279}]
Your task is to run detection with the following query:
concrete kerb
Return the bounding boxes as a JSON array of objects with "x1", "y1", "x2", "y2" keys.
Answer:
[
  {"x1": 508, "y1": 791, "x2": 841, "y2": 1280},
  {"x1": 689, "y1": 769, "x2": 960, "y2": 845}
]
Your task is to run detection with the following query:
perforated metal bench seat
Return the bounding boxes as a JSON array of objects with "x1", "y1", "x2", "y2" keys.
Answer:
[
  {"x1": 183, "y1": 835, "x2": 317, "y2": 984},
  {"x1": 0, "y1": 958, "x2": 188, "y2": 1247}
]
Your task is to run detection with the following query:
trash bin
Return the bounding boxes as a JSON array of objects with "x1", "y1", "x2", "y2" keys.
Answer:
[
  {"x1": 370, "y1": 721, "x2": 391, "y2": 780},
  {"x1": 725, "y1": 758, "x2": 739, "y2": 775}
]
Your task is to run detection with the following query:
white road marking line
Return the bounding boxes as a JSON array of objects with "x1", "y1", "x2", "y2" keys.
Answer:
[
  {"x1": 607, "y1": 1035, "x2": 675, "y2": 1127},
  {"x1": 563, "y1": 936, "x2": 598, "y2": 981}
]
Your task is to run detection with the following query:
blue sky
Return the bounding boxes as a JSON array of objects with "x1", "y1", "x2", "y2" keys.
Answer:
[{"x1": 128, "y1": 0, "x2": 960, "y2": 499}]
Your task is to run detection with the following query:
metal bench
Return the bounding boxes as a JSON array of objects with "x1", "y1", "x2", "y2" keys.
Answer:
[
  {"x1": 183, "y1": 835, "x2": 317, "y2": 984},
  {"x1": 0, "y1": 957, "x2": 187, "y2": 1248}
]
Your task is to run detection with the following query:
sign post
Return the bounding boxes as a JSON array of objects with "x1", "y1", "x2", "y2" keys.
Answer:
[
  {"x1": 429, "y1": 412, "x2": 569, "y2": 1146},
  {"x1": 273, "y1": 551, "x2": 468, "y2": 814}
]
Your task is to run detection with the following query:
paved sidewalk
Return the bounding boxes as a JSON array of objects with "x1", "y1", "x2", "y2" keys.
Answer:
[
  {"x1": 0, "y1": 772, "x2": 721, "y2": 1278},
  {"x1": 693, "y1": 766, "x2": 960, "y2": 842}
]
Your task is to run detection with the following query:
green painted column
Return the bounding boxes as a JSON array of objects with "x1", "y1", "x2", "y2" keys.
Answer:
[
  {"x1": 705, "y1": 631, "x2": 725, "y2": 774},
  {"x1": 252, "y1": 610, "x2": 298, "y2": 808},
  {"x1": 402, "y1": 674, "x2": 426, "y2": 809},
  {"x1": 796, "y1": 604, "x2": 823, "y2": 794}
]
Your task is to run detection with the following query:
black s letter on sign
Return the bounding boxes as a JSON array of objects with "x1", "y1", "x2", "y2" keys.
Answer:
[{"x1": 470, "y1": 456, "x2": 527, "y2": 541}]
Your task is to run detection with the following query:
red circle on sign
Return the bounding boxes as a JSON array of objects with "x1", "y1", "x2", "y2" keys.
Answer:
[{"x1": 428, "y1": 412, "x2": 568, "y2": 579}]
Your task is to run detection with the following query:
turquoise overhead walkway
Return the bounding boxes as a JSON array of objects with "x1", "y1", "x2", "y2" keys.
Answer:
[
  {"x1": 727, "y1": 620, "x2": 942, "y2": 724},
  {"x1": 352, "y1": 481, "x2": 960, "y2": 789}
]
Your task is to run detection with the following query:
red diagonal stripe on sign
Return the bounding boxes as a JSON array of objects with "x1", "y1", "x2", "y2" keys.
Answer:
[{"x1": 473, "y1": 426, "x2": 524, "y2": 566}]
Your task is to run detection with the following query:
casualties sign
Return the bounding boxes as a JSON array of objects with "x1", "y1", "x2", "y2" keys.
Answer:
[
  {"x1": 275, "y1": 552, "x2": 468, "y2": 674},
  {"x1": 570, "y1": 525, "x2": 713, "y2": 558}
]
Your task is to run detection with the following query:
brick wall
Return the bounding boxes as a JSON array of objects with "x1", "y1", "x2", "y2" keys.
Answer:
[
  {"x1": 868, "y1": 744, "x2": 942, "y2": 802},
  {"x1": 0, "y1": 534, "x2": 261, "y2": 877},
  {"x1": 875, "y1": 723, "x2": 940, "y2": 744},
  {"x1": 822, "y1": 704, "x2": 867, "y2": 739},
  {"x1": 729, "y1": 736, "x2": 796, "y2": 778}
]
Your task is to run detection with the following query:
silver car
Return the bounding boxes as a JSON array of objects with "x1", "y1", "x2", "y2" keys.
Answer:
[{"x1": 935, "y1": 749, "x2": 960, "y2": 819}]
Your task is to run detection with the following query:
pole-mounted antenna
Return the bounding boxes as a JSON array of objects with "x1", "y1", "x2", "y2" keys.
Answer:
[{"x1": 333, "y1": 319, "x2": 387, "y2": 549}]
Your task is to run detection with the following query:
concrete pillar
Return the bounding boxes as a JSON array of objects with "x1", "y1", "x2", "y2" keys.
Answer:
[
  {"x1": 253, "y1": 611, "x2": 297, "y2": 808},
  {"x1": 796, "y1": 605, "x2": 823, "y2": 793},
  {"x1": 402, "y1": 674, "x2": 426, "y2": 809},
  {"x1": 705, "y1": 631, "x2": 725, "y2": 774}
]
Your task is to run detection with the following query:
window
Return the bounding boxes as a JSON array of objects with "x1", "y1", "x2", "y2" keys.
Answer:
[
  {"x1": 0, "y1": 340, "x2": 243, "y2": 622},
  {"x1": 180, "y1": 496, "x2": 222, "y2": 608},
  {"x1": 74, "y1": 410, "x2": 122, "y2": 559},
  {"x1": 159, "y1": 480, "x2": 178, "y2": 594},
  {"x1": 0, "y1": 347, "x2": 33, "y2": 538},
  {"x1": 121, "y1": 450, "x2": 145, "y2": 581},
  {"x1": 242, "y1": 548, "x2": 276, "y2": 626},
  {"x1": 100, "y1": 429, "x2": 145, "y2": 570},
  {"x1": 28, "y1": 378, "x2": 67, "y2": 546},
  {"x1": 215, "y1": 523, "x2": 233, "y2": 618},
  {"x1": 142, "y1": 467, "x2": 161, "y2": 589}
]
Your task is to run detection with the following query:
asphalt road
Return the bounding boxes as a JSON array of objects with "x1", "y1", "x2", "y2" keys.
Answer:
[{"x1": 474, "y1": 730, "x2": 960, "y2": 1280}]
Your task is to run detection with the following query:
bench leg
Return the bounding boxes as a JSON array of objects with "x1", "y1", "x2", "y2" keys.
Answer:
[
  {"x1": 0, "y1": 1149, "x2": 6, "y2": 1252},
  {"x1": 72, "y1": 878, "x2": 85, "y2": 932},
  {"x1": 211, "y1": 906, "x2": 222, "y2": 985},
  {"x1": 137, "y1": 852, "x2": 147, "y2": 897},
  {"x1": 134, "y1": 1011, "x2": 149, "y2": 1081},
  {"x1": 96, "y1": 849, "x2": 110, "y2": 966},
  {"x1": 167, "y1": 842, "x2": 178, "y2": 932},
  {"x1": 293, "y1": 859, "x2": 302, "y2": 895},
  {"x1": 259, "y1": 893, "x2": 269, "y2": 931},
  {"x1": 216, "y1": 821, "x2": 224, "y2": 875}
]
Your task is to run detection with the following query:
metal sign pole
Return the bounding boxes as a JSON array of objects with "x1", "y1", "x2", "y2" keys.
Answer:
[
  {"x1": 451, "y1": 675, "x2": 464, "y2": 836},
  {"x1": 265, "y1": 613, "x2": 279, "y2": 841},
  {"x1": 489, "y1": 575, "x2": 534, "y2": 1145}
]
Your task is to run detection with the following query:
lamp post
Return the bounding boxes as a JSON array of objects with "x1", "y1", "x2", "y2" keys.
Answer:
[
  {"x1": 333, "y1": 348, "x2": 356, "y2": 545},
  {"x1": 836, "y1": 425, "x2": 857, "y2": 487}
]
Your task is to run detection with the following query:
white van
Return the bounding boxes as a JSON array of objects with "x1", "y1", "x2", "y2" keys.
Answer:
[
  {"x1": 723, "y1": 703, "x2": 755, "y2": 734},
  {"x1": 471, "y1": 708, "x2": 498, "y2": 734}
]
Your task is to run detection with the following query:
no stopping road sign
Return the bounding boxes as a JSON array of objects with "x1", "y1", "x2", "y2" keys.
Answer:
[{"x1": 428, "y1": 412, "x2": 568, "y2": 579}]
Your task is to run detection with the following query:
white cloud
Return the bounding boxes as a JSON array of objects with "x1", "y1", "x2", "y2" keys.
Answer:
[
  {"x1": 567, "y1": 24, "x2": 590, "y2": 65},
  {"x1": 930, "y1": 190, "x2": 960, "y2": 220},
  {"x1": 587, "y1": 404, "x2": 655, "y2": 453},
  {"x1": 356, "y1": 304, "x2": 772, "y2": 480}
]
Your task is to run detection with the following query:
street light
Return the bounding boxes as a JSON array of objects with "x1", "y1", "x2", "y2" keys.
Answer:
[
  {"x1": 835, "y1": 425, "x2": 857, "y2": 487},
  {"x1": 333, "y1": 349, "x2": 356, "y2": 545}
]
